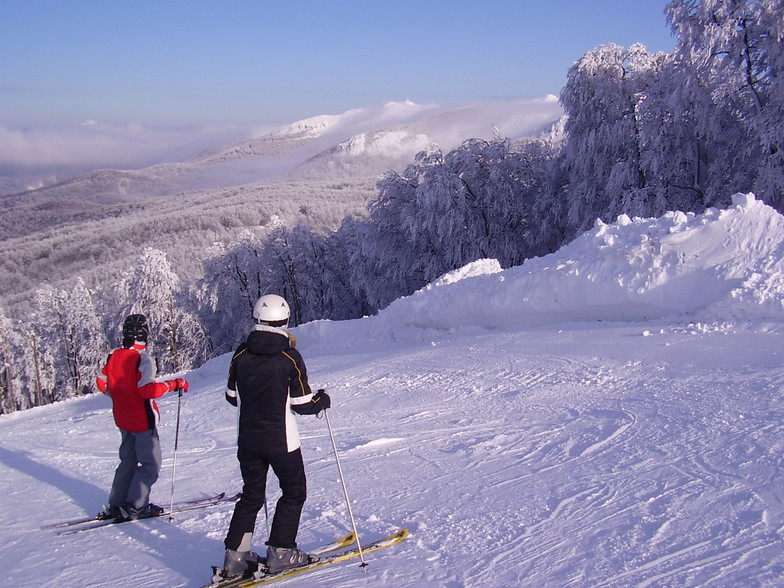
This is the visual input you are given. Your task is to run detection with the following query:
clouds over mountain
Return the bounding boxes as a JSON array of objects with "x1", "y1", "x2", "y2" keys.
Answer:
[
  {"x1": 0, "y1": 122, "x2": 253, "y2": 194},
  {"x1": 1, "y1": 97, "x2": 562, "y2": 196}
]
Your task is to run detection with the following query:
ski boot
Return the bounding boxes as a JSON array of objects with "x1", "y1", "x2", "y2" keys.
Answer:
[
  {"x1": 99, "y1": 504, "x2": 123, "y2": 521},
  {"x1": 265, "y1": 545, "x2": 318, "y2": 574},
  {"x1": 117, "y1": 502, "x2": 164, "y2": 522},
  {"x1": 218, "y1": 548, "x2": 261, "y2": 580}
]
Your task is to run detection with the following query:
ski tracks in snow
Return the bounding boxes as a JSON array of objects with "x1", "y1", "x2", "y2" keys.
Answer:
[
  {"x1": 307, "y1": 326, "x2": 784, "y2": 587},
  {"x1": 308, "y1": 331, "x2": 646, "y2": 586},
  {"x1": 4, "y1": 325, "x2": 784, "y2": 587}
]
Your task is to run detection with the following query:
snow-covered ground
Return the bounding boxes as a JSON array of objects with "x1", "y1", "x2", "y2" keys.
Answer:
[{"x1": 2, "y1": 193, "x2": 783, "y2": 587}]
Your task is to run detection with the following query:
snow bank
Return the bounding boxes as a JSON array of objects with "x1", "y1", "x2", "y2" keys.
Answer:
[
  {"x1": 388, "y1": 193, "x2": 784, "y2": 328},
  {"x1": 299, "y1": 193, "x2": 784, "y2": 350}
]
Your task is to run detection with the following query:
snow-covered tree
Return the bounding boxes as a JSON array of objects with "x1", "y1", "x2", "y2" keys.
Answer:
[
  {"x1": 630, "y1": 49, "x2": 708, "y2": 215},
  {"x1": 201, "y1": 221, "x2": 363, "y2": 342},
  {"x1": 116, "y1": 248, "x2": 208, "y2": 373},
  {"x1": 348, "y1": 136, "x2": 558, "y2": 311},
  {"x1": 666, "y1": 0, "x2": 784, "y2": 207},
  {"x1": 300, "y1": 223, "x2": 367, "y2": 321},
  {"x1": 261, "y1": 226, "x2": 306, "y2": 326},
  {"x1": 350, "y1": 147, "x2": 438, "y2": 310},
  {"x1": 262, "y1": 223, "x2": 364, "y2": 324},
  {"x1": 558, "y1": 43, "x2": 662, "y2": 234},
  {"x1": 0, "y1": 305, "x2": 21, "y2": 413},
  {"x1": 31, "y1": 280, "x2": 104, "y2": 400},
  {"x1": 63, "y1": 278, "x2": 106, "y2": 396},
  {"x1": 24, "y1": 325, "x2": 53, "y2": 408},
  {"x1": 749, "y1": 0, "x2": 784, "y2": 202},
  {"x1": 200, "y1": 232, "x2": 269, "y2": 354}
]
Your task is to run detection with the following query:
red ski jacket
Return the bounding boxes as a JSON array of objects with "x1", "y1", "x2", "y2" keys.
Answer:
[{"x1": 96, "y1": 344, "x2": 170, "y2": 432}]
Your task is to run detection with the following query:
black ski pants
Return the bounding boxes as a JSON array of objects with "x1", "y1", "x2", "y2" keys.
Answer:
[{"x1": 224, "y1": 446, "x2": 307, "y2": 550}]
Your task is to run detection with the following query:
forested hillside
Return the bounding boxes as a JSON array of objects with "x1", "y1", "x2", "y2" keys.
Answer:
[
  {"x1": 1, "y1": 0, "x2": 782, "y2": 413},
  {"x1": 0, "y1": 177, "x2": 376, "y2": 311}
]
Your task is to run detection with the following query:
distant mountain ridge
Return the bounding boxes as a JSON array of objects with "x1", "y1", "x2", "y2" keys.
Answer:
[
  {"x1": 3, "y1": 96, "x2": 561, "y2": 205},
  {"x1": 184, "y1": 95, "x2": 562, "y2": 182},
  {"x1": 0, "y1": 97, "x2": 563, "y2": 316}
]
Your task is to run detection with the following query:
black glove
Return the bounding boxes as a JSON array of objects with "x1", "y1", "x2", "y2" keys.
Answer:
[
  {"x1": 292, "y1": 389, "x2": 331, "y2": 415},
  {"x1": 314, "y1": 389, "x2": 331, "y2": 410}
]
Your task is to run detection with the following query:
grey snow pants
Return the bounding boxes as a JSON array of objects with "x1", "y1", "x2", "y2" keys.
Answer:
[{"x1": 109, "y1": 427, "x2": 162, "y2": 509}]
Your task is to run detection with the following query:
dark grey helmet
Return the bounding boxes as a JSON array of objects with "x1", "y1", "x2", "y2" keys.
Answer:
[{"x1": 122, "y1": 314, "x2": 148, "y2": 344}]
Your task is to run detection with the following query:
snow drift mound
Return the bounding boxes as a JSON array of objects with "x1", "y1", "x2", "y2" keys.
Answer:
[
  {"x1": 298, "y1": 193, "x2": 784, "y2": 349},
  {"x1": 394, "y1": 192, "x2": 784, "y2": 329}
]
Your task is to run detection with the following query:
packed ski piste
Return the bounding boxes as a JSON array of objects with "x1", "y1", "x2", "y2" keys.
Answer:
[{"x1": 2, "y1": 192, "x2": 784, "y2": 586}]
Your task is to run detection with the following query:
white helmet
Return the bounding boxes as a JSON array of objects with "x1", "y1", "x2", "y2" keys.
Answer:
[{"x1": 253, "y1": 294, "x2": 290, "y2": 328}]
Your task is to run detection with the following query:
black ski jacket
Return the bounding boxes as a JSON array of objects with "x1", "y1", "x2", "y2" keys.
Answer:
[{"x1": 226, "y1": 328, "x2": 324, "y2": 454}]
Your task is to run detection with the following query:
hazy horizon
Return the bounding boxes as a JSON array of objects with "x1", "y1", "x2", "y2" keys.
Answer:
[{"x1": 1, "y1": 1, "x2": 675, "y2": 174}]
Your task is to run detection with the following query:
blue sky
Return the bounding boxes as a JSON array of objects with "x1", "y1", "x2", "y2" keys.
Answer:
[
  {"x1": 0, "y1": 1, "x2": 676, "y2": 173},
  {"x1": 2, "y1": 0, "x2": 675, "y2": 130}
]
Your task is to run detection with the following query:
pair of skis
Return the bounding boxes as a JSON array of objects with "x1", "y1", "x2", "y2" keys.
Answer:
[
  {"x1": 40, "y1": 491, "x2": 240, "y2": 535},
  {"x1": 206, "y1": 527, "x2": 409, "y2": 587},
  {"x1": 40, "y1": 493, "x2": 408, "y2": 584}
]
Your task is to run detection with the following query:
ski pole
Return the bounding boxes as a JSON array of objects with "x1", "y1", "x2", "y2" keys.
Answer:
[
  {"x1": 324, "y1": 407, "x2": 368, "y2": 568},
  {"x1": 263, "y1": 494, "x2": 270, "y2": 537},
  {"x1": 168, "y1": 387, "x2": 184, "y2": 521}
]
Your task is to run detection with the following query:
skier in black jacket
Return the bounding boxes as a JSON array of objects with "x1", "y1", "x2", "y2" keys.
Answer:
[{"x1": 220, "y1": 294, "x2": 331, "y2": 579}]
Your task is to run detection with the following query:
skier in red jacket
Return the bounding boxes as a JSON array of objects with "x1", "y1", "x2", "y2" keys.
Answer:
[{"x1": 96, "y1": 314, "x2": 189, "y2": 521}]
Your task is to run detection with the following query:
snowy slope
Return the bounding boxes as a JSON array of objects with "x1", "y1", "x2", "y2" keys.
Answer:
[{"x1": 1, "y1": 193, "x2": 783, "y2": 587}]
